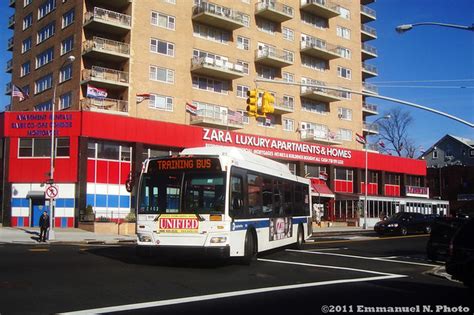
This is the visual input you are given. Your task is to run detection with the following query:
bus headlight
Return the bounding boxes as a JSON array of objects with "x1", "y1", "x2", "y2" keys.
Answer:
[
  {"x1": 210, "y1": 236, "x2": 227, "y2": 244},
  {"x1": 138, "y1": 234, "x2": 152, "y2": 243}
]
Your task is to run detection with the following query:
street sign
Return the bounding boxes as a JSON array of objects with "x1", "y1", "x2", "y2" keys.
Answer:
[{"x1": 46, "y1": 185, "x2": 58, "y2": 198}]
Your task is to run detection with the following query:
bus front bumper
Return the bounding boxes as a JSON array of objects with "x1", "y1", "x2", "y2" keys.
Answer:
[{"x1": 136, "y1": 244, "x2": 231, "y2": 259}]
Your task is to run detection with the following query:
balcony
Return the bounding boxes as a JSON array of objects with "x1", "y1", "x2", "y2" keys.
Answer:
[
  {"x1": 300, "y1": 84, "x2": 342, "y2": 103},
  {"x1": 8, "y1": 14, "x2": 15, "y2": 29},
  {"x1": 255, "y1": 47, "x2": 294, "y2": 68},
  {"x1": 190, "y1": 108, "x2": 244, "y2": 130},
  {"x1": 362, "y1": 102, "x2": 378, "y2": 116},
  {"x1": 7, "y1": 37, "x2": 14, "y2": 51},
  {"x1": 192, "y1": 2, "x2": 247, "y2": 31},
  {"x1": 88, "y1": 0, "x2": 132, "y2": 10},
  {"x1": 361, "y1": 24, "x2": 377, "y2": 41},
  {"x1": 363, "y1": 122, "x2": 379, "y2": 135},
  {"x1": 190, "y1": 57, "x2": 244, "y2": 80},
  {"x1": 362, "y1": 62, "x2": 378, "y2": 78},
  {"x1": 84, "y1": 7, "x2": 131, "y2": 35},
  {"x1": 274, "y1": 97, "x2": 294, "y2": 114},
  {"x1": 300, "y1": 38, "x2": 341, "y2": 60},
  {"x1": 5, "y1": 82, "x2": 12, "y2": 95},
  {"x1": 81, "y1": 97, "x2": 128, "y2": 114},
  {"x1": 361, "y1": 0, "x2": 375, "y2": 4},
  {"x1": 360, "y1": 5, "x2": 376, "y2": 23},
  {"x1": 81, "y1": 66, "x2": 129, "y2": 90},
  {"x1": 300, "y1": 129, "x2": 342, "y2": 145},
  {"x1": 82, "y1": 37, "x2": 130, "y2": 62},
  {"x1": 362, "y1": 43, "x2": 377, "y2": 60},
  {"x1": 362, "y1": 82, "x2": 378, "y2": 95},
  {"x1": 9, "y1": 0, "x2": 15, "y2": 8},
  {"x1": 300, "y1": 0, "x2": 339, "y2": 19},
  {"x1": 6, "y1": 59, "x2": 13, "y2": 73},
  {"x1": 255, "y1": 1, "x2": 294, "y2": 23}
]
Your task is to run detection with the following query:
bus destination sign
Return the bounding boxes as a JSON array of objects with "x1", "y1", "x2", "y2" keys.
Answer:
[{"x1": 148, "y1": 158, "x2": 220, "y2": 173}]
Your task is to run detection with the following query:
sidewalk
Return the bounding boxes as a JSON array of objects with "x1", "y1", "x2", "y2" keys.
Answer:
[
  {"x1": 312, "y1": 225, "x2": 377, "y2": 237},
  {"x1": 0, "y1": 226, "x2": 136, "y2": 245}
]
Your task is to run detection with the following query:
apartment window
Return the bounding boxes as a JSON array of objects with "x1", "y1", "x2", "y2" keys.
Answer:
[
  {"x1": 236, "y1": 85, "x2": 249, "y2": 98},
  {"x1": 150, "y1": 38, "x2": 174, "y2": 56},
  {"x1": 193, "y1": 23, "x2": 230, "y2": 44},
  {"x1": 192, "y1": 76, "x2": 228, "y2": 94},
  {"x1": 34, "y1": 73, "x2": 53, "y2": 94},
  {"x1": 301, "y1": 122, "x2": 328, "y2": 139},
  {"x1": 149, "y1": 94, "x2": 173, "y2": 111},
  {"x1": 338, "y1": 47, "x2": 351, "y2": 59},
  {"x1": 149, "y1": 66, "x2": 174, "y2": 83},
  {"x1": 338, "y1": 107, "x2": 352, "y2": 120},
  {"x1": 151, "y1": 11, "x2": 175, "y2": 30},
  {"x1": 24, "y1": 0, "x2": 32, "y2": 7},
  {"x1": 37, "y1": 22, "x2": 55, "y2": 44},
  {"x1": 302, "y1": 99, "x2": 328, "y2": 115},
  {"x1": 338, "y1": 128, "x2": 352, "y2": 141},
  {"x1": 257, "y1": 18, "x2": 276, "y2": 34},
  {"x1": 22, "y1": 37, "x2": 32, "y2": 53},
  {"x1": 22, "y1": 85, "x2": 30, "y2": 98},
  {"x1": 36, "y1": 47, "x2": 54, "y2": 68},
  {"x1": 19, "y1": 137, "x2": 69, "y2": 157},
  {"x1": 335, "y1": 168, "x2": 353, "y2": 181},
  {"x1": 337, "y1": 26, "x2": 351, "y2": 39},
  {"x1": 301, "y1": 12, "x2": 327, "y2": 29},
  {"x1": 257, "y1": 115, "x2": 275, "y2": 128},
  {"x1": 236, "y1": 60, "x2": 249, "y2": 75},
  {"x1": 62, "y1": 9, "x2": 74, "y2": 28},
  {"x1": 283, "y1": 118, "x2": 294, "y2": 131},
  {"x1": 283, "y1": 50, "x2": 294, "y2": 62},
  {"x1": 283, "y1": 95, "x2": 294, "y2": 109},
  {"x1": 23, "y1": 13, "x2": 33, "y2": 30},
  {"x1": 34, "y1": 100, "x2": 52, "y2": 111},
  {"x1": 337, "y1": 66, "x2": 352, "y2": 80},
  {"x1": 283, "y1": 72, "x2": 295, "y2": 83},
  {"x1": 256, "y1": 65, "x2": 276, "y2": 79},
  {"x1": 162, "y1": 0, "x2": 175, "y2": 3},
  {"x1": 61, "y1": 36, "x2": 74, "y2": 55},
  {"x1": 301, "y1": 55, "x2": 327, "y2": 71},
  {"x1": 432, "y1": 150, "x2": 438, "y2": 159},
  {"x1": 237, "y1": 110, "x2": 249, "y2": 124},
  {"x1": 282, "y1": 27, "x2": 294, "y2": 41},
  {"x1": 21, "y1": 62, "x2": 30, "y2": 77},
  {"x1": 38, "y1": 0, "x2": 56, "y2": 20},
  {"x1": 337, "y1": 6, "x2": 351, "y2": 19},
  {"x1": 59, "y1": 92, "x2": 72, "y2": 109},
  {"x1": 339, "y1": 87, "x2": 352, "y2": 99},
  {"x1": 59, "y1": 64, "x2": 73, "y2": 83},
  {"x1": 237, "y1": 36, "x2": 250, "y2": 50}
]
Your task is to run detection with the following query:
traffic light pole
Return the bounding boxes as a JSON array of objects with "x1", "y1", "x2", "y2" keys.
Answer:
[{"x1": 254, "y1": 79, "x2": 474, "y2": 128}]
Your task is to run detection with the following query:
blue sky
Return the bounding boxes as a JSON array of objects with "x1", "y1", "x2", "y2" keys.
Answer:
[{"x1": 0, "y1": 1, "x2": 472, "y2": 151}]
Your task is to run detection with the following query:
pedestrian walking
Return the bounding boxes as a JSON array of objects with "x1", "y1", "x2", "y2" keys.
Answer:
[{"x1": 39, "y1": 211, "x2": 50, "y2": 242}]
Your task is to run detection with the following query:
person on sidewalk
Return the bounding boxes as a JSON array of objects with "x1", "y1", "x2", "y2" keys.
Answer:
[{"x1": 39, "y1": 211, "x2": 50, "y2": 242}]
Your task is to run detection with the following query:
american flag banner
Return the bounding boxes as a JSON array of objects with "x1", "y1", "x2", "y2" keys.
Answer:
[
  {"x1": 318, "y1": 171, "x2": 328, "y2": 181},
  {"x1": 185, "y1": 102, "x2": 197, "y2": 115},
  {"x1": 378, "y1": 140, "x2": 385, "y2": 148},
  {"x1": 12, "y1": 85, "x2": 28, "y2": 101},
  {"x1": 136, "y1": 93, "x2": 151, "y2": 103},
  {"x1": 355, "y1": 133, "x2": 366, "y2": 145}
]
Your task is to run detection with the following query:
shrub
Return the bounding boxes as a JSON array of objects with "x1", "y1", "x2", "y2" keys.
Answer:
[{"x1": 124, "y1": 212, "x2": 136, "y2": 223}]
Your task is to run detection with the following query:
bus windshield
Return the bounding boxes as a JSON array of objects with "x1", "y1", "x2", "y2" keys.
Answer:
[{"x1": 138, "y1": 171, "x2": 226, "y2": 215}]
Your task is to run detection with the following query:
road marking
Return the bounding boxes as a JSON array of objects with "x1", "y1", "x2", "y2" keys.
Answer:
[
  {"x1": 60, "y1": 259, "x2": 406, "y2": 315},
  {"x1": 305, "y1": 247, "x2": 347, "y2": 251},
  {"x1": 287, "y1": 249, "x2": 439, "y2": 267},
  {"x1": 28, "y1": 248, "x2": 49, "y2": 252},
  {"x1": 313, "y1": 234, "x2": 428, "y2": 244}
]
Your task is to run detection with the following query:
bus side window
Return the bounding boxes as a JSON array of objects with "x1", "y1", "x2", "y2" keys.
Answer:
[
  {"x1": 230, "y1": 176, "x2": 243, "y2": 218},
  {"x1": 247, "y1": 174, "x2": 263, "y2": 217},
  {"x1": 262, "y1": 177, "x2": 273, "y2": 216}
]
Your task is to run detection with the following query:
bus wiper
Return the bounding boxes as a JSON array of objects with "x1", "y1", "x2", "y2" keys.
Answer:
[
  {"x1": 153, "y1": 214, "x2": 161, "y2": 222},
  {"x1": 195, "y1": 213, "x2": 205, "y2": 221}
]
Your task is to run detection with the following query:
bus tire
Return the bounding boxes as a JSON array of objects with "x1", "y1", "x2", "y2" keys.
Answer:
[
  {"x1": 242, "y1": 229, "x2": 257, "y2": 265},
  {"x1": 294, "y1": 224, "x2": 304, "y2": 250}
]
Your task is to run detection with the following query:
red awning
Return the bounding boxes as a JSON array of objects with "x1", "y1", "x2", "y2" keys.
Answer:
[{"x1": 310, "y1": 179, "x2": 335, "y2": 198}]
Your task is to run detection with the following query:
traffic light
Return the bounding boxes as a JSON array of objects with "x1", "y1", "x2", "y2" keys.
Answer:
[
  {"x1": 261, "y1": 92, "x2": 275, "y2": 115},
  {"x1": 246, "y1": 89, "x2": 259, "y2": 116}
]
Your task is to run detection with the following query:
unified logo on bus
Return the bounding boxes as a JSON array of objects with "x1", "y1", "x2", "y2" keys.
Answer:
[{"x1": 159, "y1": 214, "x2": 199, "y2": 233}]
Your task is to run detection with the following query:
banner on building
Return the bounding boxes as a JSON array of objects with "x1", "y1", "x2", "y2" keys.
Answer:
[{"x1": 87, "y1": 85, "x2": 108, "y2": 99}]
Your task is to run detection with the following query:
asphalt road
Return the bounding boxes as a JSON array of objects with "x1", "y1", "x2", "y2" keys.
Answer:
[{"x1": 0, "y1": 235, "x2": 472, "y2": 315}]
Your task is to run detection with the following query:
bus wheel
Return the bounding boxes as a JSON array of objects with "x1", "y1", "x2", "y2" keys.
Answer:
[
  {"x1": 242, "y1": 230, "x2": 257, "y2": 265},
  {"x1": 294, "y1": 225, "x2": 304, "y2": 250}
]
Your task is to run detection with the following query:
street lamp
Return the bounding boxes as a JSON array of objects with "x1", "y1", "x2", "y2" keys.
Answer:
[
  {"x1": 396, "y1": 22, "x2": 474, "y2": 34},
  {"x1": 48, "y1": 55, "x2": 75, "y2": 240},
  {"x1": 363, "y1": 115, "x2": 391, "y2": 230}
]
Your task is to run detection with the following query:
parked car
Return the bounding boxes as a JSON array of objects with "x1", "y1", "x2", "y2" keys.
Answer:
[
  {"x1": 374, "y1": 212, "x2": 432, "y2": 236},
  {"x1": 446, "y1": 218, "x2": 474, "y2": 289},
  {"x1": 426, "y1": 216, "x2": 467, "y2": 261}
]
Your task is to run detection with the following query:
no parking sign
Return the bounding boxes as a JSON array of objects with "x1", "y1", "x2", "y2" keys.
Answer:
[{"x1": 45, "y1": 185, "x2": 58, "y2": 198}]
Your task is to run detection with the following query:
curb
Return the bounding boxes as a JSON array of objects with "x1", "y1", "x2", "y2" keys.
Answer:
[{"x1": 312, "y1": 230, "x2": 377, "y2": 237}]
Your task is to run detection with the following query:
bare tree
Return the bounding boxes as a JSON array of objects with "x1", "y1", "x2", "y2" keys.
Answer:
[{"x1": 376, "y1": 108, "x2": 418, "y2": 157}]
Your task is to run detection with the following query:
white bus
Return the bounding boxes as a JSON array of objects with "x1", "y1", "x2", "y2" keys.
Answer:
[{"x1": 135, "y1": 146, "x2": 312, "y2": 263}]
